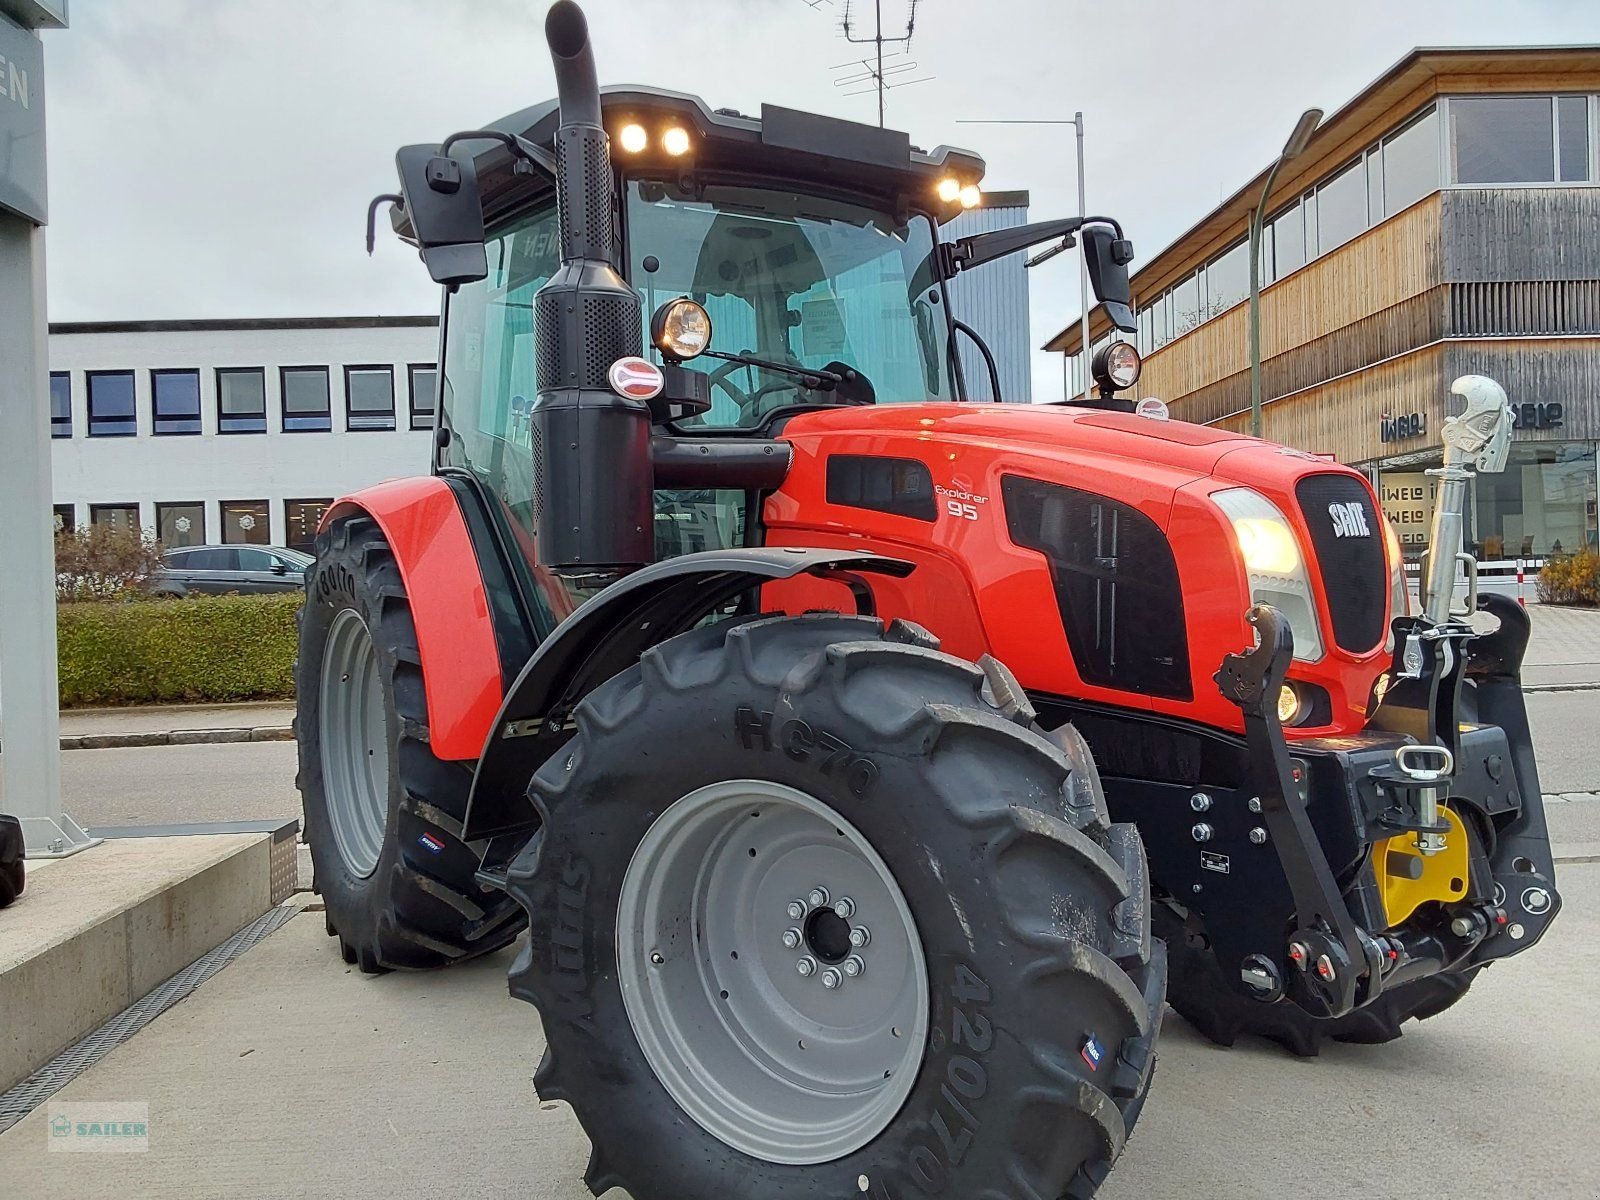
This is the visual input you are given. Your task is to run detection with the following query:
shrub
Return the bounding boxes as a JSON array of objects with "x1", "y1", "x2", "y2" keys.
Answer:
[
  {"x1": 57, "y1": 593, "x2": 303, "y2": 707},
  {"x1": 55, "y1": 525, "x2": 164, "y2": 602},
  {"x1": 1536, "y1": 548, "x2": 1600, "y2": 606}
]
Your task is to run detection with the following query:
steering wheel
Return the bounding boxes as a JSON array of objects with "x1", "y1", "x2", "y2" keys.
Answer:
[{"x1": 707, "y1": 357, "x2": 755, "y2": 410}]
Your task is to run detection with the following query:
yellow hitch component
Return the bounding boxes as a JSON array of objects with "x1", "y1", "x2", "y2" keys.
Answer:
[{"x1": 1377, "y1": 805, "x2": 1472, "y2": 929}]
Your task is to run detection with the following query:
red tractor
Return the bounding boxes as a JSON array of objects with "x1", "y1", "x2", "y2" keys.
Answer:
[{"x1": 298, "y1": 5, "x2": 1561, "y2": 1196}]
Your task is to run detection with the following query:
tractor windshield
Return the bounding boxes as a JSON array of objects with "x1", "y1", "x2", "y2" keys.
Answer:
[{"x1": 625, "y1": 180, "x2": 953, "y2": 428}]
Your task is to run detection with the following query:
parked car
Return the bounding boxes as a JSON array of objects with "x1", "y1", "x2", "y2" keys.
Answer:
[{"x1": 152, "y1": 544, "x2": 312, "y2": 596}]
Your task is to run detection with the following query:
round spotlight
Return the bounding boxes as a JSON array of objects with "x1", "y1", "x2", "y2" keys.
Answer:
[
  {"x1": 958, "y1": 184, "x2": 982, "y2": 209},
  {"x1": 1277, "y1": 682, "x2": 1305, "y2": 726},
  {"x1": 650, "y1": 297, "x2": 713, "y2": 360},
  {"x1": 618, "y1": 123, "x2": 648, "y2": 154},
  {"x1": 937, "y1": 177, "x2": 961, "y2": 203},
  {"x1": 662, "y1": 126, "x2": 692, "y2": 156},
  {"x1": 1091, "y1": 339, "x2": 1142, "y2": 392}
]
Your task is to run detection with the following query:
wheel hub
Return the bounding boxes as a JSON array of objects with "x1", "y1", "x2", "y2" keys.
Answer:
[
  {"x1": 616, "y1": 780, "x2": 929, "y2": 1166},
  {"x1": 318, "y1": 608, "x2": 389, "y2": 879}
]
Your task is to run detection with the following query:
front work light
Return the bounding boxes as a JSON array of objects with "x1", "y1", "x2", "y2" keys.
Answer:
[
  {"x1": 937, "y1": 177, "x2": 961, "y2": 203},
  {"x1": 618, "y1": 123, "x2": 649, "y2": 153},
  {"x1": 662, "y1": 126, "x2": 692, "y2": 156},
  {"x1": 958, "y1": 184, "x2": 982, "y2": 209},
  {"x1": 1277, "y1": 683, "x2": 1305, "y2": 726},
  {"x1": 651, "y1": 297, "x2": 713, "y2": 361},
  {"x1": 1092, "y1": 340, "x2": 1142, "y2": 392}
]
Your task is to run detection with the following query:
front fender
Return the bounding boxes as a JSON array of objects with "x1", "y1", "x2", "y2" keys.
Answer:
[
  {"x1": 322, "y1": 477, "x2": 503, "y2": 762},
  {"x1": 463, "y1": 548, "x2": 913, "y2": 841}
]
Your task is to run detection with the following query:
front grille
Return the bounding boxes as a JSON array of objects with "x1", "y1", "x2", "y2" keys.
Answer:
[{"x1": 1295, "y1": 473, "x2": 1388, "y2": 653}]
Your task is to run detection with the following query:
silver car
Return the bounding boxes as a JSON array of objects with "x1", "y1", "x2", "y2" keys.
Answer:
[{"x1": 153, "y1": 545, "x2": 312, "y2": 597}]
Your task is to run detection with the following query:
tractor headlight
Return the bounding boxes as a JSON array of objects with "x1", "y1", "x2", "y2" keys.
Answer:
[
  {"x1": 1092, "y1": 340, "x2": 1142, "y2": 393},
  {"x1": 937, "y1": 177, "x2": 962, "y2": 203},
  {"x1": 1277, "y1": 682, "x2": 1305, "y2": 726},
  {"x1": 618, "y1": 123, "x2": 649, "y2": 154},
  {"x1": 662, "y1": 126, "x2": 692, "y2": 157},
  {"x1": 650, "y1": 297, "x2": 713, "y2": 361},
  {"x1": 1382, "y1": 515, "x2": 1410, "y2": 649},
  {"x1": 1212, "y1": 487, "x2": 1325, "y2": 662}
]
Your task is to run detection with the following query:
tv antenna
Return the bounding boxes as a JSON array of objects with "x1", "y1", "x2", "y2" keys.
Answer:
[{"x1": 817, "y1": 0, "x2": 931, "y2": 127}]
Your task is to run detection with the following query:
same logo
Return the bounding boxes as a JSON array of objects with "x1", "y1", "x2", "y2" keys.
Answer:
[{"x1": 1327, "y1": 501, "x2": 1372, "y2": 539}]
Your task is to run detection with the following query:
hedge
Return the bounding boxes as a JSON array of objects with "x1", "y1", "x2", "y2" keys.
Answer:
[
  {"x1": 1536, "y1": 548, "x2": 1600, "y2": 606},
  {"x1": 57, "y1": 593, "x2": 303, "y2": 707}
]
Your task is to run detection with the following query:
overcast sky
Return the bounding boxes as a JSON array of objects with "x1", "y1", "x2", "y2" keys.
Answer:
[{"x1": 38, "y1": 0, "x2": 1600, "y2": 400}]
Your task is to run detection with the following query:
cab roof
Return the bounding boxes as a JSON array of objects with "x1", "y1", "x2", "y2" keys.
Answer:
[{"x1": 399, "y1": 85, "x2": 987, "y2": 237}]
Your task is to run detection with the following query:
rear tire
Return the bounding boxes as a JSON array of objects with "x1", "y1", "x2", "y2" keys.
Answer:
[
  {"x1": 507, "y1": 613, "x2": 1164, "y2": 1200},
  {"x1": 0, "y1": 814, "x2": 24, "y2": 909},
  {"x1": 1155, "y1": 903, "x2": 1479, "y2": 1056},
  {"x1": 295, "y1": 514, "x2": 525, "y2": 972}
]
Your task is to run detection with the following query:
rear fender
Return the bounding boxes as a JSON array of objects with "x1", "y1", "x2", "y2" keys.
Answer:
[
  {"x1": 463, "y1": 548, "x2": 913, "y2": 842},
  {"x1": 321, "y1": 478, "x2": 502, "y2": 762}
]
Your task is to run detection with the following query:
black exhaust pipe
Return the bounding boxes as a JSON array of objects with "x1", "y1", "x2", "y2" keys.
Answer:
[{"x1": 530, "y1": 0, "x2": 653, "y2": 574}]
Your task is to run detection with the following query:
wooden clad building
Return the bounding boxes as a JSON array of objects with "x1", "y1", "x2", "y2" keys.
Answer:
[{"x1": 1049, "y1": 47, "x2": 1600, "y2": 561}]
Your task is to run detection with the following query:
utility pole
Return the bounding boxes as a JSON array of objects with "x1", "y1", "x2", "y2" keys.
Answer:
[{"x1": 957, "y1": 114, "x2": 1091, "y2": 399}]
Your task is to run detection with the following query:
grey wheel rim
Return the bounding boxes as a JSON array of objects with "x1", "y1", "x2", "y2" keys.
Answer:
[
  {"x1": 617, "y1": 780, "x2": 929, "y2": 1165},
  {"x1": 318, "y1": 608, "x2": 389, "y2": 879}
]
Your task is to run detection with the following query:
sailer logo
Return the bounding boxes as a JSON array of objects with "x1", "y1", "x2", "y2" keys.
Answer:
[
  {"x1": 1328, "y1": 501, "x2": 1372, "y2": 538},
  {"x1": 607, "y1": 356, "x2": 664, "y2": 401}
]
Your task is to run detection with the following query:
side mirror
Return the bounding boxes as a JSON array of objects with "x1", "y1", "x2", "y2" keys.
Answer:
[
  {"x1": 1080, "y1": 225, "x2": 1137, "y2": 332},
  {"x1": 270, "y1": 561, "x2": 289, "y2": 576},
  {"x1": 394, "y1": 144, "x2": 489, "y2": 286}
]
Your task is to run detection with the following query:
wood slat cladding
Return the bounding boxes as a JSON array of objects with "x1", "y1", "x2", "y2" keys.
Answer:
[
  {"x1": 1142, "y1": 198, "x2": 1442, "y2": 406},
  {"x1": 1163, "y1": 291, "x2": 1446, "y2": 427},
  {"x1": 1448, "y1": 340, "x2": 1600, "y2": 442},
  {"x1": 1209, "y1": 346, "x2": 1451, "y2": 462},
  {"x1": 1452, "y1": 280, "x2": 1600, "y2": 336},
  {"x1": 1443, "y1": 188, "x2": 1600, "y2": 282}
]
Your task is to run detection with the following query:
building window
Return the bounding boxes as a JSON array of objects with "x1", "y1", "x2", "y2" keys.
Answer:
[
  {"x1": 151, "y1": 369, "x2": 202, "y2": 435},
  {"x1": 1558, "y1": 95, "x2": 1590, "y2": 183},
  {"x1": 284, "y1": 498, "x2": 333, "y2": 555},
  {"x1": 1449, "y1": 95, "x2": 1558, "y2": 185},
  {"x1": 52, "y1": 504, "x2": 75, "y2": 534},
  {"x1": 1171, "y1": 272, "x2": 1202, "y2": 338},
  {"x1": 50, "y1": 372, "x2": 72, "y2": 438},
  {"x1": 86, "y1": 371, "x2": 137, "y2": 437},
  {"x1": 221, "y1": 499, "x2": 270, "y2": 545},
  {"x1": 345, "y1": 366, "x2": 395, "y2": 431},
  {"x1": 90, "y1": 503, "x2": 140, "y2": 535},
  {"x1": 156, "y1": 502, "x2": 206, "y2": 548},
  {"x1": 1382, "y1": 106, "x2": 1440, "y2": 216},
  {"x1": 217, "y1": 368, "x2": 267, "y2": 434},
  {"x1": 1315, "y1": 157, "x2": 1368, "y2": 255},
  {"x1": 408, "y1": 364, "x2": 438, "y2": 430},
  {"x1": 281, "y1": 366, "x2": 332, "y2": 432},
  {"x1": 1204, "y1": 240, "x2": 1250, "y2": 316},
  {"x1": 1475, "y1": 442, "x2": 1597, "y2": 560}
]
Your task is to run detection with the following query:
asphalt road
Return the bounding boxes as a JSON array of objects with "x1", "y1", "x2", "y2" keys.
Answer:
[
  {"x1": 45, "y1": 687, "x2": 1598, "y2": 837},
  {"x1": 2, "y1": 865, "x2": 1595, "y2": 1199}
]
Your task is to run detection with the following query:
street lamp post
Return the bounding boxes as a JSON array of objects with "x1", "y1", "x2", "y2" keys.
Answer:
[
  {"x1": 956, "y1": 113, "x2": 1090, "y2": 400},
  {"x1": 1248, "y1": 107, "x2": 1322, "y2": 440}
]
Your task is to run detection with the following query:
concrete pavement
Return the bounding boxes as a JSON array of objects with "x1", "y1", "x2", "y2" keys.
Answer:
[{"x1": 0, "y1": 864, "x2": 1594, "y2": 1199}]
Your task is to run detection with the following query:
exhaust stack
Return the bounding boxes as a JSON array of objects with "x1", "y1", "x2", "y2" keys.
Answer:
[{"x1": 531, "y1": 0, "x2": 653, "y2": 574}]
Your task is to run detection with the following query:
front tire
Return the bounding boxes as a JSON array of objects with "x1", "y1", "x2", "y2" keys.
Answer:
[
  {"x1": 295, "y1": 515, "x2": 525, "y2": 972},
  {"x1": 508, "y1": 613, "x2": 1164, "y2": 1199}
]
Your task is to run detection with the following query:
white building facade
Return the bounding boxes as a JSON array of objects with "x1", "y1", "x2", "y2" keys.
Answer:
[{"x1": 48, "y1": 317, "x2": 440, "y2": 553}]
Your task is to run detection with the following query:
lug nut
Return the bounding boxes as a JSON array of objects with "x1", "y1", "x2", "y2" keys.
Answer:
[
  {"x1": 808, "y1": 886, "x2": 831, "y2": 909},
  {"x1": 1249, "y1": 827, "x2": 1269, "y2": 845},
  {"x1": 1247, "y1": 797, "x2": 1263, "y2": 813},
  {"x1": 782, "y1": 927, "x2": 803, "y2": 950},
  {"x1": 821, "y1": 968, "x2": 843, "y2": 989},
  {"x1": 842, "y1": 955, "x2": 865, "y2": 978},
  {"x1": 833, "y1": 896, "x2": 856, "y2": 920},
  {"x1": 848, "y1": 926, "x2": 871, "y2": 949},
  {"x1": 1191, "y1": 823, "x2": 1214, "y2": 842},
  {"x1": 787, "y1": 900, "x2": 807, "y2": 921},
  {"x1": 1190, "y1": 792, "x2": 1212, "y2": 812},
  {"x1": 796, "y1": 956, "x2": 817, "y2": 977}
]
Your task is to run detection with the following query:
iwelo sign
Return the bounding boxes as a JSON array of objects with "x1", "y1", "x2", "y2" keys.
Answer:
[{"x1": 0, "y1": 9, "x2": 46, "y2": 223}]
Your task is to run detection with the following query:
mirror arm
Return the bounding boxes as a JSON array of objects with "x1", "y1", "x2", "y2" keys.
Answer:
[
  {"x1": 365, "y1": 193, "x2": 403, "y2": 255},
  {"x1": 940, "y1": 215, "x2": 1125, "y2": 279},
  {"x1": 439, "y1": 129, "x2": 558, "y2": 177}
]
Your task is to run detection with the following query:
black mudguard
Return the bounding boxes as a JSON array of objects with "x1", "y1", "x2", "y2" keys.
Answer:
[{"x1": 462, "y1": 547, "x2": 912, "y2": 843}]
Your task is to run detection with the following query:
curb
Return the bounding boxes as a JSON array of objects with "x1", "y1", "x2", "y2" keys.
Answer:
[{"x1": 54, "y1": 726, "x2": 294, "y2": 751}]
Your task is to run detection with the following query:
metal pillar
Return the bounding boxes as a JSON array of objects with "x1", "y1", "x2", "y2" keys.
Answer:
[{"x1": 0, "y1": 4, "x2": 92, "y2": 856}]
